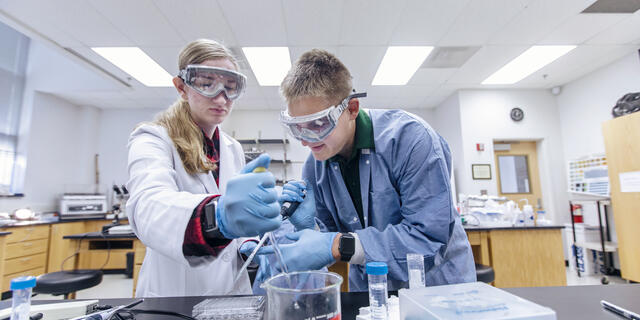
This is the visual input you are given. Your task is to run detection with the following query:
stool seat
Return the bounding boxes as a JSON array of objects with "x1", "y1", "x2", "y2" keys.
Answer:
[
  {"x1": 35, "y1": 270, "x2": 103, "y2": 297},
  {"x1": 475, "y1": 263, "x2": 495, "y2": 283}
]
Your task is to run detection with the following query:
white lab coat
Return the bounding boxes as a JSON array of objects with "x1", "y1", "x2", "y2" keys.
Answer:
[{"x1": 126, "y1": 123, "x2": 251, "y2": 297}]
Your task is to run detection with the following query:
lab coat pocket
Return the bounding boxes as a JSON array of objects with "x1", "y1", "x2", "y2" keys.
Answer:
[{"x1": 368, "y1": 187, "x2": 401, "y2": 227}]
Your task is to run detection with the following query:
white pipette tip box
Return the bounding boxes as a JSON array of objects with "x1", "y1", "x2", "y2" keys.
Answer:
[{"x1": 399, "y1": 282, "x2": 556, "y2": 320}]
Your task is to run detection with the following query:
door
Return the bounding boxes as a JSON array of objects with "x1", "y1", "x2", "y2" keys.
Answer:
[{"x1": 494, "y1": 141, "x2": 544, "y2": 210}]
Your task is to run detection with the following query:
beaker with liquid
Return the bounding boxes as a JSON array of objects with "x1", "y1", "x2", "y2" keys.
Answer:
[{"x1": 261, "y1": 271, "x2": 342, "y2": 320}]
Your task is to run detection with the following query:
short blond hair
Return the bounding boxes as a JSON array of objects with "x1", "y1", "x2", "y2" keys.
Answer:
[
  {"x1": 280, "y1": 49, "x2": 352, "y2": 105},
  {"x1": 153, "y1": 39, "x2": 238, "y2": 175}
]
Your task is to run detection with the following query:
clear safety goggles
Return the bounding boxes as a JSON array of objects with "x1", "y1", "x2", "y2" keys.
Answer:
[
  {"x1": 178, "y1": 64, "x2": 247, "y2": 100},
  {"x1": 279, "y1": 92, "x2": 367, "y2": 142}
]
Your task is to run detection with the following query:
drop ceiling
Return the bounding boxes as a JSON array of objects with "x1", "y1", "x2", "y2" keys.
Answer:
[{"x1": 0, "y1": 0, "x2": 639, "y2": 110}]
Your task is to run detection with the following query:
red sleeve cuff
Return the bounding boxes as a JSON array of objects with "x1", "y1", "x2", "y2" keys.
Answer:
[{"x1": 183, "y1": 195, "x2": 230, "y2": 257}]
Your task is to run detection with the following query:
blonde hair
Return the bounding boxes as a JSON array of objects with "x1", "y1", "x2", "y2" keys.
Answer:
[
  {"x1": 154, "y1": 39, "x2": 239, "y2": 175},
  {"x1": 280, "y1": 49, "x2": 352, "y2": 105}
]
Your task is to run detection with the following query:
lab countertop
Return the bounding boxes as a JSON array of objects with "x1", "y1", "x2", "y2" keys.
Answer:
[
  {"x1": 464, "y1": 225, "x2": 564, "y2": 231},
  {"x1": 0, "y1": 217, "x2": 125, "y2": 228},
  {"x1": 63, "y1": 231, "x2": 137, "y2": 240},
  {"x1": 6, "y1": 284, "x2": 637, "y2": 320}
]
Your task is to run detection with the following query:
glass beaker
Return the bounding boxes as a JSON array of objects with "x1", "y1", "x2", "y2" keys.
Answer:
[{"x1": 261, "y1": 271, "x2": 343, "y2": 320}]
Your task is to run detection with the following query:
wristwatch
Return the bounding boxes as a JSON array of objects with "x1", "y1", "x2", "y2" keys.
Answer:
[
  {"x1": 201, "y1": 197, "x2": 226, "y2": 240},
  {"x1": 338, "y1": 233, "x2": 355, "y2": 262}
]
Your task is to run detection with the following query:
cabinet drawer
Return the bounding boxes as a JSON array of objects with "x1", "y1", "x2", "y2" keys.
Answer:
[
  {"x1": 1, "y1": 225, "x2": 49, "y2": 243},
  {"x1": 3, "y1": 267, "x2": 46, "y2": 292},
  {"x1": 4, "y1": 252, "x2": 47, "y2": 275},
  {"x1": 5, "y1": 239, "x2": 48, "y2": 259}
]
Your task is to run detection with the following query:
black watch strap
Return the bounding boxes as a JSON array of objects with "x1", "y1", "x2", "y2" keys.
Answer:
[
  {"x1": 202, "y1": 198, "x2": 226, "y2": 240},
  {"x1": 338, "y1": 233, "x2": 355, "y2": 262}
]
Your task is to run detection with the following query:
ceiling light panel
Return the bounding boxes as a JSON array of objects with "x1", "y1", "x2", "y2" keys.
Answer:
[
  {"x1": 372, "y1": 46, "x2": 434, "y2": 85},
  {"x1": 242, "y1": 47, "x2": 291, "y2": 86},
  {"x1": 482, "y1": 45, "x2": 576, "y2": 85},
  {"x1": 91, "y1": 47, "x2": 173, "y2": 87}
]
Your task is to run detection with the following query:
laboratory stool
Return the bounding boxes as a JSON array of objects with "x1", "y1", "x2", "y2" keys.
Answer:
[
  {"x1": 475, "y1": 263, "x2": 495, "y2": 283},
  {"x1": 34, "y1": 270, "x2": 103, "y2": 299}
]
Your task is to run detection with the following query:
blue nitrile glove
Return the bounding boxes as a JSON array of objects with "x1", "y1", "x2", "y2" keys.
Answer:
[
  {"x1": 258, "y1": 229, "x2": 337, "y2": 272},
  {"x1": 239, "y1": 241, "x2": 258, "y2": 257},
  {"x1": 216, "y1": 154, "x2": 281, "y2": 238},
  {"x1": 279, "y1": 180, "x2": 316, "y2": 231}
]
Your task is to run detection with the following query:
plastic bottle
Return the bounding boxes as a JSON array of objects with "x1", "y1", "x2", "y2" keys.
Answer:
[
  {"x1": 367, "y1": 262, "x2": 388, "y2": 320},
  {"x1": 10, "y1": 276, "x2": 36, "y2": 320}
]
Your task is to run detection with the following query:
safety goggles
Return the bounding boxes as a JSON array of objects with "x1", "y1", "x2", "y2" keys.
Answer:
[
  {"x1": 178, "y1": 65, "x2": 247, "y2": 100},
  {"x1": 279, "y1": 92, "x2": 367, "y2": 142}
]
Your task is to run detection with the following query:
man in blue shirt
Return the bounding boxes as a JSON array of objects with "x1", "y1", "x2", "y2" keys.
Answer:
[{"x1": 259, "y1": 49, "x2": 475, "y2": 291}]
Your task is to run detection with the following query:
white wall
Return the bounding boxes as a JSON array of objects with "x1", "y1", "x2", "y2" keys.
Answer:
[
  {"x1": 556, "y1": 52, "x2": 640, "y2": 161},
  {"x1": 434, "y1": 90, "x2": 568, "y2": 223},
  {"x1": 0, "y1": 92, "x2": 100, "y2": 212},
  {"x1": 431, "y1": 94, "x2": 464, "y2": 198},
  {"x1": 97, "y1": 108, "x2": 164, "y2": 188}
]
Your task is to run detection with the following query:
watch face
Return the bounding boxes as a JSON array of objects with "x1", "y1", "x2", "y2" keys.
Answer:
[{"x1": 511, "y1": 107, "x2": 524, "y2": 122}]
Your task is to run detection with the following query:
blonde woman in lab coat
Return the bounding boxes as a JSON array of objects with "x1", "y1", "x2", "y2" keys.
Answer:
[{"x1": 126, "y1": 39, "x2": 281, "y2": 297}]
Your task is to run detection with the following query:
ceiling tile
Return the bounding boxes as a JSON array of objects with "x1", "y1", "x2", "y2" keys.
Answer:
[
  {"x1": 365, "y1": 98, "x2": 397, "y2": 109},
  {"x1": 542, "y1": 13, "x2": 626, "y2": 44},
  {"x1": 14, "y1": 0, "x2": 133, "y2": 47},
  {"x1": 446, "y1": 45, "x2": 530, "y2": 84},
  {"x1": 394, "y1": 95, "x2": 428, "y2": 108},
  {"x1": 282, "y1": 0, "x2": 343, "y2": 46},
  {"x1": 89, "y1": 0, "x2": 184, "y2": 46},
  {"x1": 153, "y1": 0, "x2": 237, "y2": 46},
  {"x1": 489, "y1": 0, "x2": 596, "y2": 45},
  {"x1": 518, "y1": 44, "x2": 638, "y2": 86},
  {"x1": 409, "y1": 68, "x2": 458, "y2": 85},
  {"x1": 390, "y1": 0, "x2": 470, "y2": 45},
  {"x1": 586, "y1": 10, "x2": 640, "y2": 44},
  {"x1": 339, "y1": 0, "x2": 408, "y2": 45},
  {"x1": 395, "y1": 84, "x2": 438, "y2": 98},
  {"x1": 219, "y1": 0, "x2": 287, "y2": 46},
  {"x1": 140, "y1": 46, "x2": 182, "y2": 76},
  {"x1": 337, "y1": 46, "x2": 387, "y2": 89},
  {"x1": 439, "y1": 0, "x2": 530, "y2": 46},
  {"x1": 0, "y1": 1, "x2": 83, "y2": 47},
  {"x1": 289, "y1": 46, "x2": 339, "y2": 63}
]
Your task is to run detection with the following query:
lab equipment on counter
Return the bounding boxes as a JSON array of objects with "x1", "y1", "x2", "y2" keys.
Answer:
[
  {"x1": 399, "y1": 282, "x2": 556, "y2": 319},
  {"x1": 10, "y1": 276, "x2": 36, "y2": 320},
  {"x1": 59, "y1": 194, "x2": 107, "y2": 220},
  {"x1": 367, "y1": 262, "x2": 389, "y2": 320},
  {"x1": 192, "y1": 296, "x2": 264, "y2": 320},
  {"x1": 0, "y1": 300, "x2": 99, "y2": 320},
  {"x1": 261, "y1": 271, "x2": 342, "y2": 320},
  {"x1": 406, "y1": 254, "x2": 425, "y2": 289}
]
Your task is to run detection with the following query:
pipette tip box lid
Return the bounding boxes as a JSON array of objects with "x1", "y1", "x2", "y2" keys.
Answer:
[{"x1": 399, "y1": 282, "x2": 556, "y2": 320}]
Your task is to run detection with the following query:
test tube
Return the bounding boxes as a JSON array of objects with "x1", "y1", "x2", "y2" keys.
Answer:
[{"x1": 406, "y1": 253, "x2": 425, "y2": 289}]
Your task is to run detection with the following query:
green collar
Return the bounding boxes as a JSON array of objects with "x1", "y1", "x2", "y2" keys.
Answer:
[{"x1": 330, "y1": 109, "x2": 374, "y2": 163}]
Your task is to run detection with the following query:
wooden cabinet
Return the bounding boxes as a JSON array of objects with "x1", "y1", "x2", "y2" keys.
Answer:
[
  {"x1": 47, "y1": 221, "x2": 86, "y2": 272},
  {"x1": 0, "y1": 225, "x2": 50, "y2": 291},
  {"x1": 132, "y1": 240, "x2": 146, "y2": 297},
  {"x1": 602, "y1": 112, "x2": 640, "y2": 282},
  {"x1": 466, "y1": 227, "x2": 566, "y2": 288}
]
